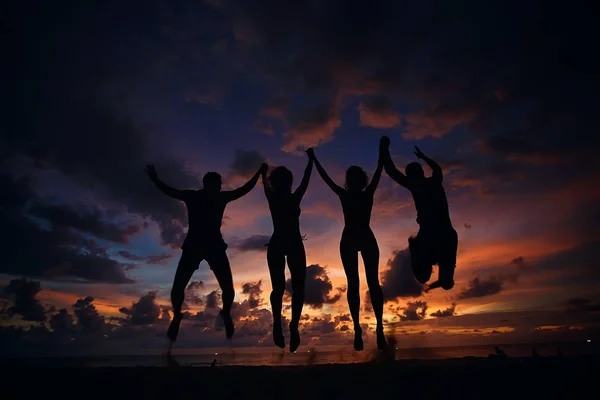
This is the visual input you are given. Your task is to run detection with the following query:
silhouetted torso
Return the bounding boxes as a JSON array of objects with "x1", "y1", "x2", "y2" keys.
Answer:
[
  {"x1": 267, "y1": 192, "x2": 301, "y2": 237},
  {"x1": 339, "y1": 190, "x2": 374, "y2": 234},
  {"x1": 404, "y1": 178, "x2": 451, "y2": 227},
  {"x1": 180, "y1": 190, "x2": 228, "y2": 247}
]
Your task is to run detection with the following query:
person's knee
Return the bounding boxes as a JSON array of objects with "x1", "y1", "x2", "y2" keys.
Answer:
[
  {"x1": 347, "y1": 285, "x2": 360, "y2": 302},
  {"x1": 290, "y1": 282, "x2": 305, "y2": 296},
  {"x1": 441, "y1": 280, "x2": 455, "y2": 290},
  {"x1": 171, "y1": 286, "x2": 184, "y2": 301},
  {"x1": 439, "y1": 264, "x2": 455, "y2": 290},
  {"x1": 271, "y1": 284, "x2": 285, "y2": 299},
  {"x1": 221, "y1": 286, "x2": 234, "y2": 301},
  {"x1": 415, "y1": 274, "x2": 430, "y2": 285},
  {"x1": 366, "y1": 275, "x2": 381, "y2": 293},
  {"x1": 413, "y1": 264, "x2": 432, "y2": 284}
]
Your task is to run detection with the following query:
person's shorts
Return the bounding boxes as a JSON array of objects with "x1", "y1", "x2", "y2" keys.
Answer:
[
  {"x1": 180, "y1": 238, "x2": 228, "y2": 271},
  {"x1": 408, "y1": 225, "x2": 458, "y2": 284}
]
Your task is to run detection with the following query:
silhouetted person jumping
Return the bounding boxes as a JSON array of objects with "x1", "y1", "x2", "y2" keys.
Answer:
[
  {"x1": 261, "y1": 153, "x2": 313, "y2": 352},
  {"x1": 379, "y1": 136, "x2": 458, "y2": 292},
  {"x1": 306, "y1": 147, "x2": 387, "y2": 351},
  {"x1": 145, "y1": 162, "x2": 268, "y2": 343}
]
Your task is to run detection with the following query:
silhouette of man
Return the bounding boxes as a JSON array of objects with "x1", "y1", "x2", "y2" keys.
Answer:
[
  {"x1": 379, "y1": 136, "x2": 458, "y2": 292},
  {"x1": 145, "y1": 162, "x2": 268, "y2": 343},
  {"x1": 261, "y1": 153, "x2": 313, "y2": 352}
]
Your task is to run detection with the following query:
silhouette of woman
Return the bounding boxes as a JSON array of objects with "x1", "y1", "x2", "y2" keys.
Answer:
[
  {"x1": 145, "y1": 162, "x2": 268, "y2": 343},
  {"x1": 306, "y1": 147, "x2": 387, "y2": 351},
  {"x1": 261, "y1": 154, "x2": 313, "y2": 352}
]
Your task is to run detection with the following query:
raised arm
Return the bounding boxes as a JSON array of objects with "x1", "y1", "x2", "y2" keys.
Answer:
[
  {"x1": 293, "y1": 156, "x2": 314, "y2": 201},
  {"x1": 145, "y1": 164, "x2": 189, "y2": 200},
  {"x1": 306, "y1": 148, "x2": 344, "y2": 196},
  {"x1": 366, "y1": 150, "x2": 384, "y2": 195},
  {"x1": 223, "y1": 163, "x2": 269, "y2": 202},
  {"x1": 414, "y1": 146, "x2": 442, "y2": 183},
  {"x1": 261, "y1": 167, "x2": 271, "y2": 199},
  {"x1": 379, "y1": 136, "x2": 409, "y2": 187}
]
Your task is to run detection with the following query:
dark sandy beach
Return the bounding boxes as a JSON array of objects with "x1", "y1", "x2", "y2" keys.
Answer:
[{"x1": 2, "y1": 355, "x2": 596, "y2": 399}]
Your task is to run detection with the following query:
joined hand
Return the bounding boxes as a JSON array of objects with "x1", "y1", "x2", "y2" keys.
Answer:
[
  {"x1": 305, "y1": 148, "x2": 315, "y2": 159},
  {"x1": 380, "y1": 136, "x2": 391, "y2": 148}
]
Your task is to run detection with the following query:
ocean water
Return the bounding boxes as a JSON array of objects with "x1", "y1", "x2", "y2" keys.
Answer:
[{"x1": 4, "y1": 341, "x2": 598, "y2": 368}]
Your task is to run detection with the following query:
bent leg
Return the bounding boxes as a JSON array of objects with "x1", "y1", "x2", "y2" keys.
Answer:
[
  {"x1": 287, "y1": 242, "x2": 307, "y2": 352},
  {"x1": 169, "y1": 249, "x2": 202, "y2": 342},
  {"x1": 267, "y1": 243, "x2": 286, "y2": 348},
  {"x1": 425, "y1": 228, "x2": 458, "y2": 292},
  {"x1": 409, "y1": 233, "x2": 432, "y2": 284},
  {"x1": 340, "y1": 235, "x2": 362, "y2": 351},
  {"x1": 205, "y1": 250, "x2": 235, "y2": 339}
]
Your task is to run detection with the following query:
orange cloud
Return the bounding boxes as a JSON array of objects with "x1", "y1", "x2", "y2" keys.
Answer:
[
  {"x1": 357, "y1": 96, "x2": 401, "y2": 129},
  {"x1": 282, "y1": 105, "x2": 341, "y2": 154}
]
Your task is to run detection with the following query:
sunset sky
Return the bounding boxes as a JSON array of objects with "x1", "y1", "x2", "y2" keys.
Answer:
[{"x1": 2, "y1": 0, "x2": 599, "y2": 357}]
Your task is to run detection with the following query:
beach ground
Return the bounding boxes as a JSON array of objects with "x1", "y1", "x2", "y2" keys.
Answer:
[{"x1": 2, "y1": 356, "x2": 596, "y2": 399}]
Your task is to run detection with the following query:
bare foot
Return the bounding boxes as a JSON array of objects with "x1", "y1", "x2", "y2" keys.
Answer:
[
  {"x1": 289, "y1": 323, "x2": 300, "y2": 353},
  {"x1": 220, "y1": 310, "x2": 235, "y2": 339},
  {"x1": 376, "y1": 326, "x2": 387, "y2": 350},
  {"x1": 354, "y1": 327, "x2": 364, "y2": 351},
  {"x1": 273, "y1": 323, "x2": 285, "y2": 348}
]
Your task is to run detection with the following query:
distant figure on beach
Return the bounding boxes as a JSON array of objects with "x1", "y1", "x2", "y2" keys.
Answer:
[
  {"x1": 261, "y1": 153, "x2": 313, "y2": 352},
  {"x1": 306, "y1": 147, "x2": 387, "y2": 351},
  {"x1": 489, "y1": 346, "x2": 508, "y2": 359},
  {"x1": 379, "y1": 136, "x2": 458, "y2": 293},
  {"x1": 145, "y1": 162, "x2": 268, "y2": 343}
]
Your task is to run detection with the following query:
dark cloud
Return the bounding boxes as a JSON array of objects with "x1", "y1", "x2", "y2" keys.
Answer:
[
  {"x1": 228, "y1": 149, "x2": 265, "y2": 180},
  {"x1": 49, "y1": 308, "x2": 75, "y2": 333},
  {"x1": 3, "y1": 2, "x2": 200, "y2": 249},
  {"x1": 456, "y1": 256, "x2": 528, "y2": 299},
  {"x1": 72, "y1": 297, "x2": 105, "y2": 332},
  {"x1": 398, "y1": 301, "x2": 428, "y2": 322},
  {"x1": 564, "y1": 298, "x2": 600, "y2": 313},
  {"x1": 338, "y1": 314, "x2": 351, "y2": 322},
  {"x1": 431, "y1": 303, "x2": 457, "y2": 318},
  {"x1": 184, "y1": 280, "x2": 205, "y2": 307},
  {"x1": 282, "y1": 104, "x2": 341, "y2": 153},
  {"x1": 1, "y1": 278, "x2": 47, "y2": 322},
  {"x1": 232, "y1": 235, "x2": 270, "y2": 252},
  {"x1": 380, "y1": 248, "x2": 423, "y2": 300},
  {"x1": 0, "y1": 173, "x2": 134, "y2": 283},
  {"x1": 119, "y1": 292, "x2": 161, "y2": 325},
  {"x1": 286, "y1": 265, "x2": 345, "y2": 309},
  {"x1": 456, "y1": 276, "x2": 504, "y2": 300},
  {"x1": 191, "y1": 297, "x2": 274, "y2": 338},
  {"x1": 241, "y1": 280, "x2": 263, "y2": 309},
  {"x1": 302, "y1": 314, "x2": 338, "y2": 335},
  {"x1": 28, "y1": 202, "x2": 140, "y2": 244},
  {"x1": 260, "y1": 97, "x2": 290, "y2": 119},
  {"x1": 535, "y1": 241, "x2": 599, "y2": 284},
  {"x1": 217, "y1": 0, "x2": 598, "y2": 195},
  {"x1": 205, "y1": 290, "x2": 221, "y2": 309},
  {"x1": 357, "y1": 95, "x2": 400, "y2": 129},
  {"x1": 117, "y1": 250, "x2": 173, "y2": 265},
  {"x1": 160, "y1": 306, "x2": 171, "y2": 322}
]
